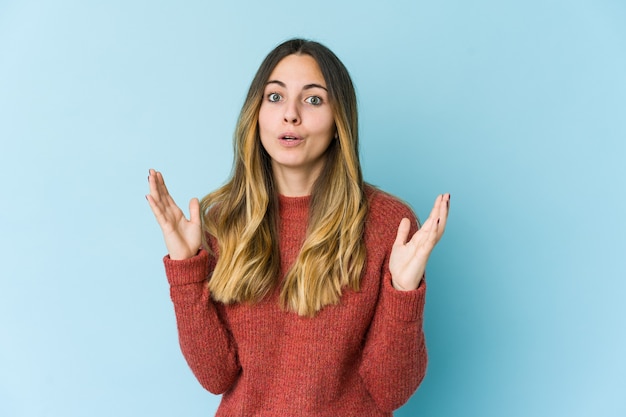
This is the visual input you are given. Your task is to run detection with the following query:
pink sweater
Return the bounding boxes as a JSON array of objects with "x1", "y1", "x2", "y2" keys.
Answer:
[{"x1": 164, "y1": 186, "x2": 427, "y2": 416}]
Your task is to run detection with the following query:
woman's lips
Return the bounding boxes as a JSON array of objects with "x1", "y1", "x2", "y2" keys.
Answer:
[{"x1": 278, "y1": 133, "x2": 303, "y2": 147}]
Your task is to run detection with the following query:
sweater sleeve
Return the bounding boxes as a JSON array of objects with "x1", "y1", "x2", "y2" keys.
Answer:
[
  {"x1": 359, "y1": 273, "x2": 427, "y2": 411},
  {"x1": 358, "y1": 196, "x2": 428, "y2": 412},
  {"x1": 164, "y1": 249, "x2": 241, "y2": 394}
]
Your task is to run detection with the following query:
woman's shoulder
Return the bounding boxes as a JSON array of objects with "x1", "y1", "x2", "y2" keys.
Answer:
[
  {"x1": 364, "y1": 184, "x2": 419, "y2": 232},
  {"x1": 365, "y1": 184, "x2": 416, "y2": 217}
]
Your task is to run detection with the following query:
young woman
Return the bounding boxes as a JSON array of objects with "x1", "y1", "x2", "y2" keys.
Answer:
[{"x1": 147, "y1": 38, "x2": 450, "y2": 416}]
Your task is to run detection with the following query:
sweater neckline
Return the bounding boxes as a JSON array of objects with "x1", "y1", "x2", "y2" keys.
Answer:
[{"x1": 278, "y1": 194, "x2": 310, "y2": 219}]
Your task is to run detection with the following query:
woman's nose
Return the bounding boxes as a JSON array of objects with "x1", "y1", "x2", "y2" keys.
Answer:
[{"x1": 283, "y1": 102, "x2": 300, "y2": 124}]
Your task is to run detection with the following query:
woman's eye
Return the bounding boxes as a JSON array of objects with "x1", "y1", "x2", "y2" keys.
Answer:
[
  {"x1": 267, "y1": 93, "x2": 282, "y2": 102},
  {"x1": 305, "y1": 96, "x2": 322, "y2": 106}
]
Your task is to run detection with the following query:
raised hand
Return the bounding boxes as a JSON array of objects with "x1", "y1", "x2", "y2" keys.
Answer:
[
  {"x1": 146, "y1": 169, "x2": 202, "y2": 260},
  {"x1": 389, "y1": 193, "x2": 450, "y2": 291}
]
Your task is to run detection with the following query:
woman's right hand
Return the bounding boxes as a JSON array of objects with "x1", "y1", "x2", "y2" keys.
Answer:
[{"x1": 146, "y1": 169, "x2": 202, "y2": 260}]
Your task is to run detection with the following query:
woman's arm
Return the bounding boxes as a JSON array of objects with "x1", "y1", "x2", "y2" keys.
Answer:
[
  {"x1": 359, "y1": 193, "x2": 449, "y2": 411},
  {"x1": 358, "y1": 251, "x2": 428, "y2": 411},
  {"x1": 147, "y1": 169, "x2": 240, "y2": 393},
  {"x1": 165, "y1": 250, "x2": 241, "y2": 394}
]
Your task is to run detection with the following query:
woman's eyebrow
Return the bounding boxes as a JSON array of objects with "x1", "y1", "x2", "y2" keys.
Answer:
[
  {"x1": 303, "y1": 83, "x2": 328, "y2": 91},
  {"x1": 266, "y1": 80, "x2": 327, "y2": 91},
  {"x1": 266, "y1": 80, "x2": 286, "y2": 88}
]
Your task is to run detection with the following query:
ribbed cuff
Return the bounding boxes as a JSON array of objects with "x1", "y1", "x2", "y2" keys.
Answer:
[
  {"x1": 163, "y1": 249, "x2": 210, "y2": 286},
  {"x1": 381, "y1": 271, "x2": 426, "y2": 323}
]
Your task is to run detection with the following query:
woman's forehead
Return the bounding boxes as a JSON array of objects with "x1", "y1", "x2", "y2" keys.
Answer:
[{"x1": 266, "y1": 54, "x2": 326, "y2": 88}]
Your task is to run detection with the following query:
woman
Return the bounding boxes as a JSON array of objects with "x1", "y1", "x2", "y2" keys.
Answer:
[{"x1": 147, "y1": 38, "x2": 449, "y2": 416}]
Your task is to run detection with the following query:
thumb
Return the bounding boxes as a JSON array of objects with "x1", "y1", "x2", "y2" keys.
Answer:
[
  {"x1": 394, "y1": 218, "x2": 411, "y2": 247},
  {"x1": 189, "y1": 197, "x2": 201, "y2": 225}
]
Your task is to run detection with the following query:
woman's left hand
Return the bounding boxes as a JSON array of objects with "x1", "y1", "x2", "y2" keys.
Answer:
[{"x1": 389, "y1": 193, "x2": 450, "y2": 291}]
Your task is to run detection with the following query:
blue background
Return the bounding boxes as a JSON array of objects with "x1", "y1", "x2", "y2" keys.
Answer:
[{"x1": 1, "y1": 0, "x2": 625, "y2": 416}]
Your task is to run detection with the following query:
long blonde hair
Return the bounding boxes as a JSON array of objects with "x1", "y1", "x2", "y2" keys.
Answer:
[{"x1": 200, "y1": 39, "x2": 368, "y2": 317}]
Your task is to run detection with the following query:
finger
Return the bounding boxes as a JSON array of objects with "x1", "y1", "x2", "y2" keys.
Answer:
[
  {"x1": 148, "y1": 173, "x2": 168, "y2": 218},
  {"x1": 438, "y1": 193, "x2": 449, "y2": 217},
  {"x1": 150, "y1": 170, "x2": 179, "y2": 215},
  {"x1": 148, "y1": 170, "x2": 182, "y2": 223},
  {"x1": 411, "y1": 195, "x2": 443, "y2": 243},
  {"x1": 146, "y1": 193, "x2": 169, "y2": 227},
  {"x1": 157, "y1": 171, "x2": 179, "y2": 209},
  {"x1": 431, "y1": 194, "x2": 444, "y2": 221},
  {"x1": 420, "y1": 194, "x2": 443, "y2": 232},
  {"x1": 148, "y1": 169, "x2": 162, "y2": 202},
  {"x1": 156, "y1": 171, "x2": 170, "y2": 199},
  {"x1": 189, "y1": 197, "x2": 201, "y2": 226},
  {"x1": 147, "y1": 169, "x2": 160, "y2": 208},
  {"x1": 394, "y1": 218, "x2": 411, "y2": 246},
  {"x1": 436, "y1": 193, "x2": 450, "y2": 236}
]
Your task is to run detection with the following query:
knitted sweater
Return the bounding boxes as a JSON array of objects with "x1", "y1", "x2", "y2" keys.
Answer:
[{"x1": 164, "y1": 186, "x2": 427, "y2": 416}]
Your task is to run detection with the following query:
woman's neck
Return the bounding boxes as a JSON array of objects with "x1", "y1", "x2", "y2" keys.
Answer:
[{"x1": 272, "y1": 164, "x2": 322, "y2": 197}]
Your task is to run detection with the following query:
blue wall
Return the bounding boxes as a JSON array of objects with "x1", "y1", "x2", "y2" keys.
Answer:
[{"x1": 1, "y1": 1, "x2": 624, "y2": 416}]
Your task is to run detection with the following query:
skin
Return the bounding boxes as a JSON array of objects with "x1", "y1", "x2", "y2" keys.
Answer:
[
  {"x1": 147, "y1": 53, "x2": 450, "y2": 290},
  {"x1": 258, "y1": 54, "x2": 335, "y2": 197},
  {"x1": 146, "y1": 169, "x2": 201, "y2": 261},
  {"x1": 389, "y1": 193, "x2": 450, "y2": 291}
]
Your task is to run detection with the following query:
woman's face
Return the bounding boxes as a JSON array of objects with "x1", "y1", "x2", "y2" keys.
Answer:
[{"x1": 258, "y1": 54, "x2": 335, "y2": 191}]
